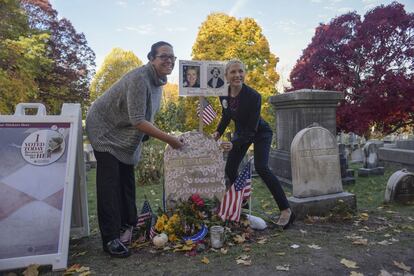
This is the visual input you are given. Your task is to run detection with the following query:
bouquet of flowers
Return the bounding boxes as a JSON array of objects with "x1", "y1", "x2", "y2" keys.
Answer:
[{"x1": 153, "y1": 194, "x2": 222, "y2": 242}]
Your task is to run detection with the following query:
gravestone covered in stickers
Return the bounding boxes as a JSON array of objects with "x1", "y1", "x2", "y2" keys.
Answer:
[{"x1": 163, "y1": 131, "x2": 226, "y2": 209}]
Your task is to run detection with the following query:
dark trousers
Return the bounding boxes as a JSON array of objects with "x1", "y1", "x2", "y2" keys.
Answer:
[
  {"x1": 94, "y1": 150, "x2": 137, "y2": 244},
  {"x1": 225, "y1": 135, "x2": 290, "y2": 211}
]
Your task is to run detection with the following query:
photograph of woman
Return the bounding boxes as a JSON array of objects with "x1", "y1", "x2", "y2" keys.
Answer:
[{"x1": 183, "y1": 65, "x2": 200, "y2": 88}]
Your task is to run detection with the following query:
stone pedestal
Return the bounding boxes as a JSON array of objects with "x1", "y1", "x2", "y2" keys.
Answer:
[
  {"x1": 269, "y1": 89, "x2": 343, "y2": 186},
  {"x1": 288, "y1": 125, "x2": 356, "y2": 219},
  {"x1": 379, "y1": 140, "x2": 414, "y2": 172},
  {"x1": 358, "y1": 167, "x2": 385, "y2": 177},
  {"x1": 289, "y1": 192, "x2": 356, "y2": 219}
]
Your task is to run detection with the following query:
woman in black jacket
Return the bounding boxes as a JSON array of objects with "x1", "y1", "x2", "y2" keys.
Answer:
[{"x1": 212, "y1": 59, "x2": 295, "y2": 229}]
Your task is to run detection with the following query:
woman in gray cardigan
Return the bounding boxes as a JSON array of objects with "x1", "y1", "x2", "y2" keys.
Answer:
[{"x1": 86, "y1": 41, "x2": 183, "y2": 258}]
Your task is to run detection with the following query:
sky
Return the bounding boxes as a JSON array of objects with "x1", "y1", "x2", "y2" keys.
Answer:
[{"x1": 50, "y1": 0, "x2": 413, "y2": 91}]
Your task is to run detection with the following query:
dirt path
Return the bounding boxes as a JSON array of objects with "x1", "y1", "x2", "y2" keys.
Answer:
[{"x1": 59, "y1": 209, "x2": 414, "y2": 276}]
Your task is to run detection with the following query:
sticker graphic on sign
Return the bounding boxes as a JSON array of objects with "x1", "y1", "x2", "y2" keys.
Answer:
[{"x1": 21, "y1": 129, "x2": 65, "y2": 165}]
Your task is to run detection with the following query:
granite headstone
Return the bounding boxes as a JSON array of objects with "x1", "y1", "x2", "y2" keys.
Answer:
[
  {"x1": 164, "y1": 131, "x2": 226, "y2": 209},
  {"x1": 385, "y1": 169, "x2": 414, "y2": 204}
]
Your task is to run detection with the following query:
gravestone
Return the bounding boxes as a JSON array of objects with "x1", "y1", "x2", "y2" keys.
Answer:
[
  {"x1": 379, "y1": 139, "x2": 414, "y2": 172},
  {"x1": 288, "y1": 125, "x2": 356, "y2": 219},
  {"x1": 338, "y1": 143, "x2": 355, "y2": 185},
  {"x1": 350, "y1": 148, "x2": 364, "y2": 163},
  {"x1": 164, "y1": 131, "x2": 226, "y2": 209},
  {"x1": 384, "y1": 169, "x2": 414, "y2": 204},
  {"x1": 358, "y1": 141, "x2": 384, "y2": 176},
  {"x1": 268, "y1": 89, "x2": 343, "y2": 186}
]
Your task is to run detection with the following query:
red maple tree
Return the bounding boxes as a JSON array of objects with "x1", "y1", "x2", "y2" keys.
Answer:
[
  {"x1": 289, "y1": 2, "x2": 414, "y2": 136},
  {"x1": 20, "y1": 0, "x2": 96, "y2": 114}
]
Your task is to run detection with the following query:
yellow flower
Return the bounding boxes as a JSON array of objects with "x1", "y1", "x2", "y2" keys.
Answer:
[
  {"x1": 155, "y1": 219, "x2": 165, "y2": 232},
  {"x1": 155, "y1": 214, "x2": 169, "y2": 232},
  {"x1": 168, "y1": 233, "x2": 178, "y2": 242}
]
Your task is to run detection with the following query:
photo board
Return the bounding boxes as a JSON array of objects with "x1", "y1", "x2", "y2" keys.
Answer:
[
  {"x1": 0, "y1": 103, "x2": 88, "y2": 271},
  {"x1": 179, "y1": 60, "x2": 228, "y2": 97}
]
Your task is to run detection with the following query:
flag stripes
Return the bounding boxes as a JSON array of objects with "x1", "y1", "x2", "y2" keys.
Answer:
[
  {"x1": 218, "y1": 161, "x2": 252, "y2": 222},
  {"x1": 196, "y1": 98, "x2": 217, "y2": 125}
]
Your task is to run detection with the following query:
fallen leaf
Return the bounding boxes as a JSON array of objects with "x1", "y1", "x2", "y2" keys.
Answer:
[
  {"x1": 201, "y1": 257, "x2": 210, "y2": 264},
  {"x1": 340, "y1": 258, "x2": 359, "y2": 269},
  {"x1": 236, "y1": 259, "x2": 252, "y2": 266},
  {"x1": 236, "y1": 254, "x2": 250, "y2": 261},
  {"x1": 79, "y1": 272, "x2": 91, "y2": 276},
  {"x1": 290, "y1": 244, "x2": 300, "y2": 249},
  {"x1": 76, "y1": 266, "x2": 90, "y2": 273},
  {"x1": 66, "y1": 264, "x2": 82, "y2": 273},
  {"x1": 377, "y1": 240, "x2": 391, "y2": 246},
  {"x1": 236, "y1": 254, "x2": 251, "y2": 266},
  {"x1": 346, "y1": 234, "x2": 363, "y2": 240},
  {"x1": 275, "y1": 252, "x2": 286, "y2": 256},
  {"x1": 23, "y1": 264, "x2": 39, "y2": 276},
  {"x1": 72, "y1": 251, "x2": 87, "y2": 257},
  {"x1": 257, "y1": 238, "x2": 268, "y2": 244},
  {"x1": 220, "y1": 248, "x2": 228, "y2": 254},
  {"x1": 393, "y1": 261, "x2": 411, "y2": 272},
  {"x1": 386, "y1": 210, "x2": 397, "y2": 214},
  {"x1": 276, "y1": 265, "x2": 290, "y2": 271},
  {"x1": 383, "y1": 234, "x2": 391, "y2": 237},
  {"x1": 4, "y1": 273, "x2": 18, "y2": 276},
  {"x1": 308, "y1": 244, "x2": 321, "y2": 249},
  {"x1": 352, "y1": 239, "x2": 368, "y2": 246},
  {"x1": 350, "y1": 271, "x2": 364, "y2": 276},
  {"x1": 359, "y1": 213, "x2": 369, "y2": 221},
  {"x1": 233, "y1": 234, "x2": 246, "y2": 244},
  {"x1": 299, "y1": 229, "x2": 307, "y2": 235}
]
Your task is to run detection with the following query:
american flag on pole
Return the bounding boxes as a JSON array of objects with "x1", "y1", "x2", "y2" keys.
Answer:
[
  {"x1": 218, "y1": 161, "x2": 252, "y2": 222},
  {"x1": 136, "y1": 199, "x2": 152, "y2": 228},
  {"x1": 197, "y1": 98, "x2": 217, "y2": 125},
  {"x1": 136, "y1": 199, "x2": 158, "y2": 241}
]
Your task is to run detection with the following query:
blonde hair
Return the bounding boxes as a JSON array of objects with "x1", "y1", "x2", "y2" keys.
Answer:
[{"x1": 225, "y1": 59, "x2": 246, "y2": 75}]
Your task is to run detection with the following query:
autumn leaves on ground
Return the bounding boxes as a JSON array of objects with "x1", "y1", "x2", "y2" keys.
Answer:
[{"x1": 37, "y1": 166, "x2": 412, "y2": 276}]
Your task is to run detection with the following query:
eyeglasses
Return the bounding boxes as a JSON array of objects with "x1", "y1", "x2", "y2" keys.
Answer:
[{"x1": 155, "y1": 55, "x2": 177, "y2": 62}]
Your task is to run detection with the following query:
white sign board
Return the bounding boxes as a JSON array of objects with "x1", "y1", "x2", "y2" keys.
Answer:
[
  {"x1": 0, "y1": 103, "x2": 88, "y2": 271},
  {"x1": 179, "y1": 60, "x2": 228, "y2": 97}
]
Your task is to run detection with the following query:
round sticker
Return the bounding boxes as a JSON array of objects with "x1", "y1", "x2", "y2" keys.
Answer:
[
  {"x1": 222, "y1": 99, "x2": 228, "y2": 109},
  {"x1": 21, "y1": 129, "x2": 65, "y2": 166}
]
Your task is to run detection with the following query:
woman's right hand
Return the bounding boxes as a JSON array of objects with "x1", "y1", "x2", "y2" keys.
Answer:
[{"x1": 168, "y1": 136, "x2": 184, "y2": 149}]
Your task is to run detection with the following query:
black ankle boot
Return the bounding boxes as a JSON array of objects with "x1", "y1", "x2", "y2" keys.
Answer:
[{"x1": 104, "y1": 238, "x2": 131, "y2": 258}]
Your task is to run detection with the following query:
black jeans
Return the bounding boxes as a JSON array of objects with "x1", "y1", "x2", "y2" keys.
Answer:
[
  {"x1": 225, "y1": 135, "x2": 290, "y2": 211},
  {"x1": 94, "y1": 150, "x2": 137, "y2": 244}
]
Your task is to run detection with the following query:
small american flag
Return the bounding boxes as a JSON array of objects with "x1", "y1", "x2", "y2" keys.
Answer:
[
  {"x1": 149, "y1": 216, "x2": 157, "y2": 240},
  {"x1": 196, "y1": 98, "x2": 217, "y2": 125},
  {"x1": 218, "y1": 161, "x2": 252, "y2": 222},
  {"x1": 136, "y1": 199, "x2": 152, "y2": 227}
]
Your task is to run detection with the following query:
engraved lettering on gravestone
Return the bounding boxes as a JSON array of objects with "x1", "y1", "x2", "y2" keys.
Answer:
[{"x1": 164, "y1": 131, "x2": 226, "y2": 208}]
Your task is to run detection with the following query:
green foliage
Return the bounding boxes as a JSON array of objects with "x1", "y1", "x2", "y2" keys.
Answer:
[
  {"x1": 155, "y1": 99, "x2": 187, "y2": 133},
  {"x1": 0, "y1": 0, "x2": 52, "y2": 114},
  {"x1": 135, "y1": 139, "x2": 166, "y2": 186},
  {"x1": 90, "y1": 48, "x2": 142, "y2": 102},
  {"x1": 191, "y1": 13, "x2": 280, "y2": 132}
]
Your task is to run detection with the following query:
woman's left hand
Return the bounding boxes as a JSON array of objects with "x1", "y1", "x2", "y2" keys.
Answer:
[{"x1": 219, "y1": 141, "x2": 233, "y2": 152}]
